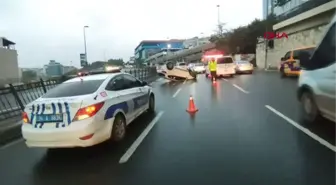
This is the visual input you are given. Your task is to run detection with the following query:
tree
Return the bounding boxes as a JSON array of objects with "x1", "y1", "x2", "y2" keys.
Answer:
[
  {"x1": 22, "y1": 70, "x2": 37, "y2": 82},
  {"x1": 107, "y1": 58, "x2": 124, "y2": 66},
  {"x1": 209, "y1": 14, "x2": 278, "y2": 54}
]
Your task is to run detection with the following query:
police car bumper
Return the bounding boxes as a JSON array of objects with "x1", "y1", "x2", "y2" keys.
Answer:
[{"x1": 21, "y1": 117, "x2": 113, "y2": 148}]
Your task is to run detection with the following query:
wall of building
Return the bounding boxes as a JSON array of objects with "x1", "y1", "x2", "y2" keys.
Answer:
[
  {"x1": 45, "y1": 61, "x2": 64, "y2": 77},
  {"x1": 0, "y1": 47, "x2": 19, "y2": 84},
  {"x1": 256, "y1": 0, "x2": 335, "y2": 69},
  {"x1": 135, "y1": 41, "x2": 184, "y2": 60}
]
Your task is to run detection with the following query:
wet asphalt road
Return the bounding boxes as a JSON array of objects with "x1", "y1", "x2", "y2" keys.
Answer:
[{"x1": 0, "y1": 70, "x2": 335, "y2": 185}]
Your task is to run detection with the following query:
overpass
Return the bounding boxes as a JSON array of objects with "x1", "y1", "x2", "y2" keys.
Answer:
[{"x1": 146, "y1": 42, "x2": 216, "y2": 64}]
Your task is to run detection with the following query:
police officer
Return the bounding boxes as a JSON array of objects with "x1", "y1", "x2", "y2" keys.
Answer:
[{"x1": 208, "y1": 58, "x2": 217, "y2": 81}]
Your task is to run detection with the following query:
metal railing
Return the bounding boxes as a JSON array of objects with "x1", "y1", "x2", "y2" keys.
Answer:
[
  {"x1": 276, "y1": 0, "x2": 333, "y2": 22},
  {"x1": 0, "y1": 79, "x2": 60, "y2": 122},
  {"x1": 0, "y1": 67, "x2": 157, "y2": 122}
]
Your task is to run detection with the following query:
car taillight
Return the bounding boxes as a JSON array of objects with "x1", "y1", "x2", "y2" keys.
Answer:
[
  {"x1": 73, "y1": 102, "x2": 105, "y2": 122},
  {"x1": 22, "y1": 112, "x2": 30, "y2": 124}
]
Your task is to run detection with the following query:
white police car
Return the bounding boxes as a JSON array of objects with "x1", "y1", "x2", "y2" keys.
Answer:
[{"x1": 21, "y1": 72, "x2": 155, "y2": 148}]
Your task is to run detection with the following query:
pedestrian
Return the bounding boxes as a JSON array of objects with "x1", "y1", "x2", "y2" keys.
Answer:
[{"x1": 208, "y1": 58, "x2": 217, "y2": 81}]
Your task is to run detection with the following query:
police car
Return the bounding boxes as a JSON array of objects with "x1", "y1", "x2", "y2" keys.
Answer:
[{"x1": 21, "y1": 72, "x2": 155, "y2": 148}]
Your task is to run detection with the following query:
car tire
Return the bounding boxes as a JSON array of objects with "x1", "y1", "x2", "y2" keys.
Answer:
[
  {"x1": 166, "y1": 62, "x2": 174, "y2": 70},
  {"x1": 188, "y1": 69, "x2": 197, "y2": 78},
  {"x1": 111, "y1": 114, "x2": 126, "y2": 142},
  {"x1": 300, "y1": 90, "x2": 321, "y2": 124},
  {"x1": 147, "y1": 94, "x2": 155, "y2": 114}
]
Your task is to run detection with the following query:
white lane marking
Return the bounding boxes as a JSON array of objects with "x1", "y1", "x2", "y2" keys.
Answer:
[
  {"x1": 223, "y1": 79, "x2": 228, "y2": 81},
  {"x1": 183, "y1": 80, "x2": 186, "y2": 84},
  {"x1": 119, "y1": 111, "x2": 164, "y2": 164},
  {"x1": 0, "y1": 138, "x2": 24, "y2": 150},
  {"x1": 172, "y1": 88, "x2": 182, "y2": 98},
  {"x1": 265, "y1": 105, "x2": 336, "y2": 152},
  {"x1": 232, "y1": 84, "x2": 249, "y2": 94}
]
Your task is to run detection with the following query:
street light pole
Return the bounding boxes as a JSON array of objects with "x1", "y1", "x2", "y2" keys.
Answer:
[
  {"x1": 216, "y1": 5, "x2": 220, "y2": 26},
  {"x1": 83, "y1": 26, "x2": 89, "y2": 65}
]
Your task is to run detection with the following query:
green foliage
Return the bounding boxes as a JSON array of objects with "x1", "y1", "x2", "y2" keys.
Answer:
[
  {"x1": 210, "y1": 14, "x2": 278, "y2": 54},
  {"x1": 22, "y1": 70, "x2": 37, "y2": 82},
  {"x1": 64, "y1": 69, "x2": 79, "y2": 75},
  {"x1": 107, "y1": 58, "x2": 124, "y2": 66}
]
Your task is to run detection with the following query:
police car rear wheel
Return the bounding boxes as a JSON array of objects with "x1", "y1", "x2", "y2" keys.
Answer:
[
  {"x1": 111, "y1": 114, "x2": 126, "y2": 141},
  {"x1": 148, "y1": 95, "x2": 155, "y2": 113}
]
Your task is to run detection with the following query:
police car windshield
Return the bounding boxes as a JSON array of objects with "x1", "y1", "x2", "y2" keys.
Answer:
[
  {"x1": 217, "y1": 57, "x2": 233, "y2": 64},
  {"x1": 42, "y1": 80, "x2": 105, "y2": 98}
]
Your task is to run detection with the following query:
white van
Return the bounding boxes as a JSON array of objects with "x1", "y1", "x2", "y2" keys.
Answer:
[
  {"x1": 205, "y1": 56, "x2": 236, "y2": 77},
  {"x1": 297, "y1": 15, "x2": 335, "y2": 123}
]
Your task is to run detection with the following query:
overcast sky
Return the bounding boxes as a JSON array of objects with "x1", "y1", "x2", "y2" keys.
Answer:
[{"x1": 0, "y1": 0, "x2": 262, "y2": 68}]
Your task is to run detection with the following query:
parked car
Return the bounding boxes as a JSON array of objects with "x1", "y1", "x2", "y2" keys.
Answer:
[
  {"x1": 235, "y1": 60, "x2": 254, "y2": 74},
  {"x1": 279, "y1": 46, "x2": 315, "y2": 78},
  {"x1": 297, "y1": 15, "x2": 335, "y2": 124}
]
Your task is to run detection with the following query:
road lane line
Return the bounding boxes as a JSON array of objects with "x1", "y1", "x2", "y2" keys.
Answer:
[
  {"x1": 265, "y1": 105, "x2": 336, "y2": 152},
  {"x1": 119, "y1": 111, "x2": 164, "y2": 164},
  {"x1": 232, "y1": 84, "x2": 249, "y2": 94},
  {"x1": 223, "y1": 79, "x2": 228, "y2": 81},
  {"x1": 172, "y1": 88, "x2": 182, "y2": 98},
  {"x1": 0, "y1": 138, "x2": 24, "y2": 150},
  {"x1": 183, "y1": 80, "x2": 186, "y2": 84}
]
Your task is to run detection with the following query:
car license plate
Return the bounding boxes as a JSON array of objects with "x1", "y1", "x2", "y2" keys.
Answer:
[{"x1": 36, "y1": 114, "x2": 63, "y2": 123}]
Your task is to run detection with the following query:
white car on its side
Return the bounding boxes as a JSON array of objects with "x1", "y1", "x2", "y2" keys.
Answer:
[{"x1": 21, "y1": 72, "x2": 155, "y2": 148}]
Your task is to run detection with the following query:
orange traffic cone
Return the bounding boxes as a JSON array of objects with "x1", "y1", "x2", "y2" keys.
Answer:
[{"x1": 186, "y1": 95, "x2": 198, "y2": 114}]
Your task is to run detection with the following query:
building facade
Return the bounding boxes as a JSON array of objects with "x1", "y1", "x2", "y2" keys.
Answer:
[
  {"x1": 263, "y1": 0, "x2": 331, "y2": 19},
  {"x1": 45, "y1": 60, "x2": 64, "y2": 77},
  {"x1": 0, "y1": 37, "x2": 20, "y2": 85},
  {"x1": 257, "y1": 0, "x2": 335, "y2": 69},
  {"x1": 134, "y1": 40, "x2": 184, "y2": 60}
]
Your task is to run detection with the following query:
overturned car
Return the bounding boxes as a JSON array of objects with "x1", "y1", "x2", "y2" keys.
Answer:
[{"x1": 160, "y1": 61, "x2": 198, "y2": 81}]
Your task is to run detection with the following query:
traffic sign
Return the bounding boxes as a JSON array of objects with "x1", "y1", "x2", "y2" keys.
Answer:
[{"x1": 80, "y1": 53, "x2": 88, "y2": 67}]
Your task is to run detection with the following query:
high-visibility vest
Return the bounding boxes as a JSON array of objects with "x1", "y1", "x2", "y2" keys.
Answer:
[{"x1": 209, "y1": 61, "x2": 217, "y2": 71}]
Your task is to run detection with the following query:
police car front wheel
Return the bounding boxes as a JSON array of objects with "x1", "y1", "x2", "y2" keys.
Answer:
[{"x1": 111, "y1": 114, "x2": 126, "y2": 142}]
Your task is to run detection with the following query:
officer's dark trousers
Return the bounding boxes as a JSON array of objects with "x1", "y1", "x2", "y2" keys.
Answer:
[{"x1": 210, "y1": 71, "x2": 217, "y2": 80}]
